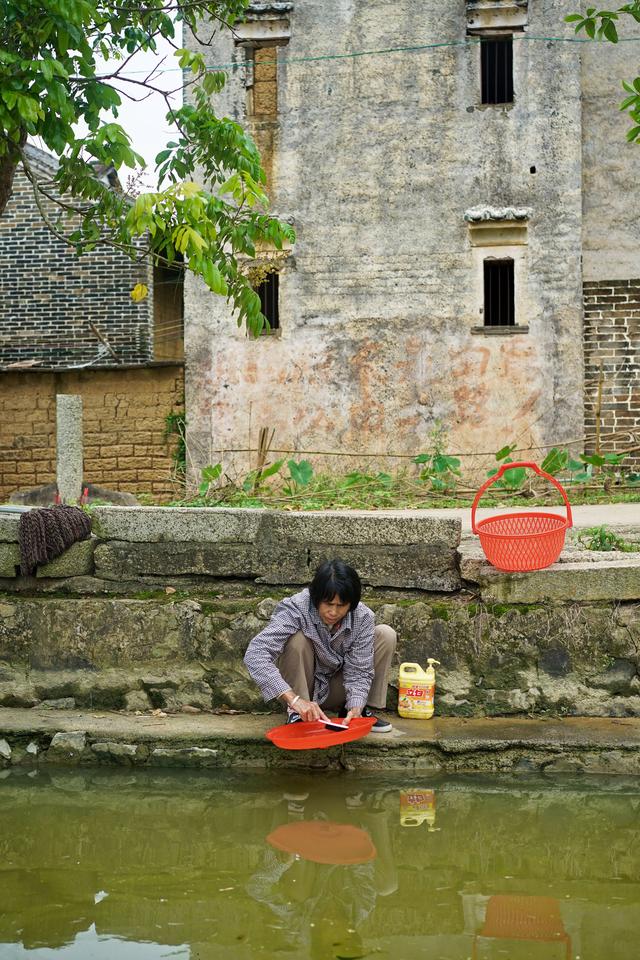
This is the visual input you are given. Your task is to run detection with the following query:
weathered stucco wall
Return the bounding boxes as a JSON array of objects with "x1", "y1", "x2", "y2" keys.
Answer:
[
  {"x1": 184, "y1": 1, "x2": 596, "y2": 477},
  {"x1": 581, "y1": 40, "x2": 640, "y2": 281}
]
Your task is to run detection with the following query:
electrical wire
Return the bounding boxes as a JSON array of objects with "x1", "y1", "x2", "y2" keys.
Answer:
[{"x1": 95, "y1": 32, "x2": 640, "y2": 79}]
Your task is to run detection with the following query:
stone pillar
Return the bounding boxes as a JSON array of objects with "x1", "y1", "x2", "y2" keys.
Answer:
[{"x1": 56, "y1": 394, "x2": 83, "y2": 503}]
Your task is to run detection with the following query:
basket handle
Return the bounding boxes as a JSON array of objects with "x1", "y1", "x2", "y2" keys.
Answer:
[{"x1": 471, "y1": 461, "x2": 573, "y2": 533}]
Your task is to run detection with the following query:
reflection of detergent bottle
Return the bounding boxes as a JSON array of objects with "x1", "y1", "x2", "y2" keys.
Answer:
[
  {"x1": 400, "y1": 789, "x2": 437, "y2": 830},
  {"x1": 398, "y1": 659, "x2": 440, "y2": 719}
]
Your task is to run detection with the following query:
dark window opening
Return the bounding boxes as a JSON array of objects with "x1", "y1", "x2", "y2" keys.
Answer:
[
  {"x1": 484, "y1": 259, "x2": 514, "y2": 326},
  {"x1": 256, "y1": 271, "x2": 279, "y2": 332},
  {"x1": 481, "y1": 36, "x2": 513, "y2": 104},
  {"x1": 153, "y1": 259, "x2": 184, "y2": 360}
]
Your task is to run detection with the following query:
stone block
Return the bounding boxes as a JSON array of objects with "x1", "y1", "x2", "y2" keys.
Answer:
[
  {"x1": 91, "y1": 741, "x2": 144, "y2": 764},
  {"x1": 47, "y1": 730, "x2": 87, "y2": 763},
  {"x1": 259, "y1": 511, "x2": 461, "y2": 548},
  {"x1": 56, "y1": 394, "x2": 83, "y2": 504},
  {"x1": 258, "y1": 542, "x2": 460, "y2": 590},
  {"x1": 0, "y1": 739, "x2": 11, "y2": 761},
  {"x1": 94, "y1": 540, "x2": 256, "y2": 580},
  {"x1": 124, "y1": 689, "x2": 151, "y2": 711},
  {"x1": 586, "y1": 659, "x2": 638, "y2": 696},
  {"x1": 150, "y1": 746, "x2": 219, "y2": 768},
  {"x1": 463, "y1": 557, "x2": 640, "y2": 603},
  {"x1": 0, "y1": 513, "x2": 21, "y2": 542},
  {"x1": 257, "y1": 512, "x2": 461, "y2": 590},
  {"x1": 41, "y1": 698, "x2": 76, "y2": 710},
  {"x1": 0, "y1": 681, "x2": 39, "y2": 708},
  {"x1": 0, "y1": 543, "x2": 19, "y2": 577},
  {"x1": 37, "y1": 539, "x2": 95, "y2": 578},
  {"x1": 91, "y1": 506, "x2": 263, "y2": 543}
]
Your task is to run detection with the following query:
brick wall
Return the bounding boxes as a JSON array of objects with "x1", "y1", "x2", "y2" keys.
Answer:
[
  {"x1": 0, "y1": 366, "x2": 185, "y2": 501},
  {"x1": 0, "y1": 147, "x2": 154, "y2": 368},
  {"x1": 583, "y1": 279, "x2": 640, "y2": 467}
]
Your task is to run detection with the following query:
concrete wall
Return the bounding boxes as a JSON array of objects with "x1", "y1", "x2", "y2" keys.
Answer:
[
  {"x1": 184, "y1": 0, "x2": 632, "y2": 477},
  {"x1": 581, "y1": 40, "x2": 640, "y2": 281},
  {"x1": 0, "y1": 505, "x2": 639, "y2": 719},
  {"x1": 0, "y1": 367, "x2": 185, "y2": 501}
]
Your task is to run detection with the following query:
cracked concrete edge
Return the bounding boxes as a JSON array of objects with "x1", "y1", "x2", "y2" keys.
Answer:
[
  {"x1": 1, "y1": 711, "x2": 640, "y2": 773},
  {"x1": 89, "y1": 506, "x2": 461, "y2": 547}
]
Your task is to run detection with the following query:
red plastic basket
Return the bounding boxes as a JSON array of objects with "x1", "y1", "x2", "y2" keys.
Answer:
[{"x1": 471, "y1": 461, "x2": 572, "y2": 572}]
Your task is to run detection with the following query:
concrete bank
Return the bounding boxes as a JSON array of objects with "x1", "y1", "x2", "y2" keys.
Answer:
[
  {"x1": 0, "y1": 506, "x2": 640, "y2": 719},
  {"x1": 1, "y1": 708, "x2": 640, "y2": 775}
]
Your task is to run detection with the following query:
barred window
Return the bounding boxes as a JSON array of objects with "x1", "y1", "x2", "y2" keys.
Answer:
[
  {"x1": 484, "y1": 259, "x2": 514, "y2": 326},
  {"x1": 256, "y1": 272, "x2": 279, "y2": 332},
  {"x1": 481, "y1": 36, "x2": 513, "y2": 104}
]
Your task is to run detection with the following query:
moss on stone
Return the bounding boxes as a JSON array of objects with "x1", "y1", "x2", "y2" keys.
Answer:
[{"x1": 429, "y1": 602, "x2": 451, "y2": 621}]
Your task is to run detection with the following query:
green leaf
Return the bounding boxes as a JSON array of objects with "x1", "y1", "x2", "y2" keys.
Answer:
[
  {"x1": 259, "y1": 459, "x2": 284, "y2": 481},
  {"x1": 288, "y1": 459, "x2": 314, "y2": 488},
  {"x1": 495, "y1": 444, "x2": 517, "y2": 462},
  {"x1": 412, "y1": 453, "x2": 431, "y2": 465},
  {"x1": 201, "y1": 463, "x2": 222, "y2": 484},
  {"x1": 501, "y1": 466, "x2": 526, "y2": 490},
  {"x1": 541, "y1": 448, "x2": 569, "y2": 475},
  {"x1": 433, "y1": 454, "x2": 461, "y2": 475}
]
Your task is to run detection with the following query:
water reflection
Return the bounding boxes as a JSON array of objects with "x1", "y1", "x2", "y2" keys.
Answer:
[
  {"x1": 0, "y1": 769, "x2": 639, "y2": 959},
  {"x1": 251, "y1": 786, "x2": 396, "y2": 958}
]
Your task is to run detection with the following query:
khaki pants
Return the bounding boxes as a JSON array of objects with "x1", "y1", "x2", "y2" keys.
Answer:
[{"x1": 277, "y1": 625, "x2": 397, "y2": 710}]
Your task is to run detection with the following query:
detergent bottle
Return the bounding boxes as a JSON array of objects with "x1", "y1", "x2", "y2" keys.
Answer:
[
  {"x1": 398, "y1": 659, "x2": 440, "y2": 719},
  {"x1": 400, "y1": 789, "x2": 437, "y2": 829}
]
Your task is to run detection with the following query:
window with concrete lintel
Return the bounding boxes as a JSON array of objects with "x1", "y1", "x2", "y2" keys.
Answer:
[
  {"x1": 465, "y1": 206, "x2": 530, "y2": 335},
  {"x1": 234, "y1": 4, "x2": 292, "y2": 119},
  {"x1": 466, "y1": 1, "x2": 526, "y2": 105}
]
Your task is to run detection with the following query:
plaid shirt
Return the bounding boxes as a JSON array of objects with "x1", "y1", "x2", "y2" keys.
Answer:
[{"x1": 243, "y1": 588, "x2": 375, "y2": 710}]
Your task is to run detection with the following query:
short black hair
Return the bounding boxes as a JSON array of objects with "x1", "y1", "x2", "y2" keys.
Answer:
[{"x1": 308, "y1": 559, "x2": 361, "y2": 612}]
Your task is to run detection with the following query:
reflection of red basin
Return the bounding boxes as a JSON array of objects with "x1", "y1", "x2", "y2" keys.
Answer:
[
  {"x1": 266, "y1": 716, "x2": 376, "y2": 750},
  {"x1": 267, "y1": 820, "x2": 377, "y2": 865},
  {"x1": 474, "y1": 896, "x2": 571, "y2": 960}
]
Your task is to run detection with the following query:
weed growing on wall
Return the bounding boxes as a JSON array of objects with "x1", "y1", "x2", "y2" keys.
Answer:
[
  {"x1": 169, "y1": 441, "x2": 640, "y2": 510},
  {"x1": 575, "y1": 526, "x2": 640, "y2": 553},
  {"x1": 163, "y1": 409, "x2": 186, "y2": 479}
]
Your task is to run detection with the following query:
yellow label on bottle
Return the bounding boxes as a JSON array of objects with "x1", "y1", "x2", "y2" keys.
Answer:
[{"x1": 398, "y1": 680, "x2": 435, "y2": 719}]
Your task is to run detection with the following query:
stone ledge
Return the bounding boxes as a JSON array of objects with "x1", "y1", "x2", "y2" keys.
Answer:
[
  {"x1": 459, "y1": 540, "x2": 640, "y2": 602},
  {"x1": 0, "y1": 538, "x2": 95, "y2": 579},
  {"x1": 91, "y1": 506, "x2": 460, "y2": 546},
  {"x1": 89, "y1": 507, "x2": 461, "y2": 591},
  {"x1": 91, "y1": 506, "x2": 263, "y2": 544},
  {"x1": 0, "y1": 514, "x2": 21, "y2": 543},
  {"x1": 1, "y1": 709, "x2": 639, "y2": 774}
]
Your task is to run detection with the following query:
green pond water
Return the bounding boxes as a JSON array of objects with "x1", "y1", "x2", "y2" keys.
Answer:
[{"x1": 1, "y1": 768, "x2": 639, "y2": 960}]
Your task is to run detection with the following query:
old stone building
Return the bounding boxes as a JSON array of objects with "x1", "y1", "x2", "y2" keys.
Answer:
[
  {"x1": 185, "y1": 0, "x2": 640, "y2": 477},
  {"x1": 0, "y1": 145, "x2": 185, "y2": 499}
]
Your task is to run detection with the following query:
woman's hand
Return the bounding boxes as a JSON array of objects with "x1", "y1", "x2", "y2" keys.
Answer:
[
  {"x1": 343, "y1": 706, "x2": 363, "y2": 725},
  {"x1": 295, "y1": 698, "x2": 331, "y2": 723}
]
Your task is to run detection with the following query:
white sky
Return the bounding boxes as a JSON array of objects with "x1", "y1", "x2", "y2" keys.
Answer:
[
  {"x1": 107, "y1": 29, "x2": 183, "y2": 187},
  {"x1": 33, "y1": 28, "x2": 182, "y2": 189}
]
